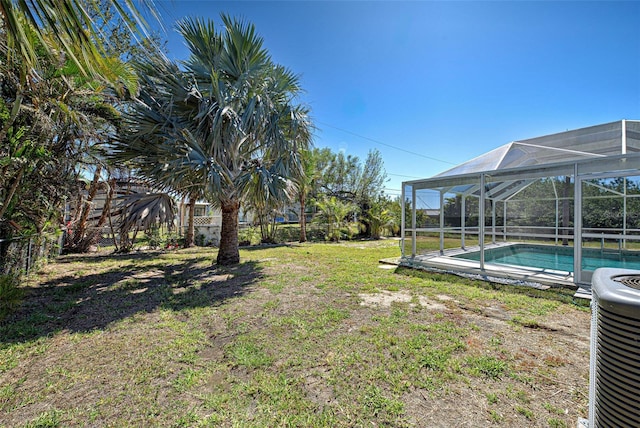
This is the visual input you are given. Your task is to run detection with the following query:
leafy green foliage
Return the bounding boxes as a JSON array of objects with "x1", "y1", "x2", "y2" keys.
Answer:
[
  {"x1": 314, "y1": 196, "x2": 358, "y2": 241},
  {"x1": 367, "y1": 196, "x2": 397, "y2": 239},
  {"x1": 238, "y1": 226, "x2": 261, "y2": 246},
  {"x1": 0, "y1": 7, "x2": 147, "y2": 264},
  {"x1": 0, "y1": 274, "x2": 23, "y2": 320},
  {"x1": 311, "y1": 148, "x2": 389, "y2": 238},
  {"x1": 24, "y1": 409, "x2": 63, "y2": 428},
  {"x1": 582, "y1": 176, "x2": 640, "y2": 229},
  {"x1": 467, "y1": 355, "x2": 509, "y2": 379},
  {"x1": 1, "y1": 0, "x2": 157, "y2": 83}
]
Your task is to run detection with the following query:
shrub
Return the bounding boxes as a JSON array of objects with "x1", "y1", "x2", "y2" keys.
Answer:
[
  {"x1": 238, "y1": 227, "x2": 260, "y2": 246},
  {"x1": 0, "y1": 274, "x2": 24, "y2": 320},
  {"x1": 146, "y1": 227, "x2": 163, "y2": 249},
  {"x1": 195, "y1": 233, "x2": 206, "y2": 247}
]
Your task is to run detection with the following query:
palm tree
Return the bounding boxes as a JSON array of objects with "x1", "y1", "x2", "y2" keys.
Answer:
[
  {"x1": 0, "y1": 0, "x2": 157, "y2": 78},
  {"x1": 366, "y1": 197, "x2": 396, "y2": 240},
  {"x1": 243, "y1": 176, "x2": 292, "y2": 244},
  {"x1": 315, "y1": 196, "x2": 358, "y2": 242},
  {"x1": 116, "y1": 191, "x2": 176, "y2": 252},
  {"x1": 0, "y1": 19, "x2": 123, "y2": 237},
  {"x1": 292, "y1": 148, "x2": 318, "y2": 243},
  {"x1": 111, "y1": 15, "x2": 312, "y2": 265}
]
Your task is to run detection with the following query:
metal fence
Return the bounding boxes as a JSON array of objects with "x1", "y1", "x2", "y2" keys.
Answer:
[{"x1": 0, "y1": 234, "x2": 62, "y2": 277}]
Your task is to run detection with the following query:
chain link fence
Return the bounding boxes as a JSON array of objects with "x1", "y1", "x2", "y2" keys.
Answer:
[{"x1": 0, "y1": 234, "x2": 63, "y2": 277}]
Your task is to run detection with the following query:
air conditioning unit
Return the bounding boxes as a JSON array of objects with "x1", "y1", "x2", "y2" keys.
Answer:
[{"x1": 587, "y1": 268, "x2": 640, "y2": 427}]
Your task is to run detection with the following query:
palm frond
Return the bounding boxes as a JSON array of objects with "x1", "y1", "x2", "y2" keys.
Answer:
[
  {"x1": 1, "y1": 0, "x2": 157, "y2": 78},
  {"x1": 117, "y1": 191, "x2": 175, "y2": 233}
]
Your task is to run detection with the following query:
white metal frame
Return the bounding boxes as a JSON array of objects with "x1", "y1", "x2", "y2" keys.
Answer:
[{"x1": 402, "y1": 125, "x2": 640, "y2": 285}]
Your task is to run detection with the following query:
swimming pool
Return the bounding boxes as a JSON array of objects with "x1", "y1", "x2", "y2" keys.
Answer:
[{"x1": 453, "y1": 244, "x2": 640, "y2": 273}]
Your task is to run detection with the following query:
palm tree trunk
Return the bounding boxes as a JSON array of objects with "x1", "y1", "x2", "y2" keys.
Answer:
[
  {"x1": 217, "y1": 198, "x2": 240, "y2": 265},
  {"x1": 71, "y1": 165, "x2": 102, "y2": 248},
  {"x1": 96, "y1": 178, "x2": 116, "y2": 230},
  {"x1": 299, "y1": 192, "x2": 307, "y2": 243},
  {"x1": 184, "y1": 197, "x2": 196, "y2": 248},
  {"x1": 82, "y1": 177, "x2": 115, "y2": 249},
  {"x1": 0, "y1": 165, "x2": 24, "y2": 219}
]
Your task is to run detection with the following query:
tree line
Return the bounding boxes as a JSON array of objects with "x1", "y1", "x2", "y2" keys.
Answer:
[{"x1": 0, "y1": 2, "x2": 397, "y2": 272}]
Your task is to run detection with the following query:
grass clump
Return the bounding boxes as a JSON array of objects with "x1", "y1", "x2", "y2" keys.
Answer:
[
  {"x1": 0, "y1": 274, "x2": 23, "y2": 320},
  {"x1": 227, "y1": 336, "x2": 273, "y2": 368},
  {"x1": 548, "y1": 418, "x2": 568, "y2": 428},
  {"x1": 467, "y1": 355, "x2": 509, "y2": 379},
  {"x1": 24, "y1": 409, "x2": 63, "y2": 428},
  {"x1": 516, "y1": 405, "x2": 535, "y2": 420},
  {"x1": 0, "y1": 239, "x2": 590, "y2": 427}
]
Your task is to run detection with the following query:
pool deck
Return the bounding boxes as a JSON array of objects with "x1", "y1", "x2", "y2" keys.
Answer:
[{"x1": 380, "y1": 242, "x2": 592, "y2": 299}]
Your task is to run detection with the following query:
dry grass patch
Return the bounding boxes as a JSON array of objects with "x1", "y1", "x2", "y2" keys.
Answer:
[{"x1": 0, "y1": 240, "x2": 590, "y2": 427}]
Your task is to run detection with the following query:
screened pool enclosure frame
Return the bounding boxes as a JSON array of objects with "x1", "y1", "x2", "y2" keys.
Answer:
[{"x1": 401, "y1": 120, "x2": 640, "y2": 285}]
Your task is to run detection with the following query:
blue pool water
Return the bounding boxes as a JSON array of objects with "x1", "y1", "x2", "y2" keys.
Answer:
[{"x1": 453, "y1": 244, "x2": 640, "y2": 273}]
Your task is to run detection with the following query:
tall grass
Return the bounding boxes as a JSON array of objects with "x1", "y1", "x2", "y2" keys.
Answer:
[{"x1": 0, "y1": 274, "x2": 23, "y2": 320}]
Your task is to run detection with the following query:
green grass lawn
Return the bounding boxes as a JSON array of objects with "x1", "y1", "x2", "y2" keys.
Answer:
[{"x1": 0, "y1": 239, "x2": 590, "y2": 427}]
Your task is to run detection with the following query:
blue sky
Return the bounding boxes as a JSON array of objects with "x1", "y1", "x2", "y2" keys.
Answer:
[{"x1": 154, "y1": 1, "x2": 640, "y2": 197}]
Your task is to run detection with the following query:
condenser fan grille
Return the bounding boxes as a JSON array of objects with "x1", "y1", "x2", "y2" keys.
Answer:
[
  {"x1": 613, "y1": 275, "x2": 640, "y2": 290},
  {"x1": 594, "y1": 305, "x2": 640, "y2": 426},
  {"x1": 591, "y1": 269, "x2": 640, "y2": 427}
]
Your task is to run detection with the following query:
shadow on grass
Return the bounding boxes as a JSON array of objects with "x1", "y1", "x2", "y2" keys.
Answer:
[
  {"x1": 53, "y1": 250, "x2": 165, "y2": 265},
  {"x1": 239, "y1": 243, "x2": 297, "y2": 251},
  {"x1": 394, "y1": 266, "x2": 590, "y2": 308},
  {"x1": 0, "y1": 252, "x2": 262, "y2": 344}
]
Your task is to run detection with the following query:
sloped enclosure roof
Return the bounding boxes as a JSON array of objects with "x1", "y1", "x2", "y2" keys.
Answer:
[
  {"x1": 434, "y1": 120, "x2": 640, "y2": 178},
  {"x1": 404, "y1": 120, "x2": 640, "y2": 202}
]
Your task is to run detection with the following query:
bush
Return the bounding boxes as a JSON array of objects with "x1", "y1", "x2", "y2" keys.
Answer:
[
  {"x1": 195, "y1": 233, "x2": 206, "y2": 247},
  {"x1": 0, "y1": 274, "x2": 24, "y2": 320},
  {"x1": 146, "y1": 227, "x2": 163, "y2": 249},
  {"x1": 141, "y1": 229, "x2": 182, "y2": 249},
  {"x1": 238, "y1": 227, "x2": 260, "y2": 246},
  {"x1": 339, "y1": 223, "x2": 359, "y2": 241},
  {"x1": 271, "y1": 224, "x2": 326, "y2": 243}
]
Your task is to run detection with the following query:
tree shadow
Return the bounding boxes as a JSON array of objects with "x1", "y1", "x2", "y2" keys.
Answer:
[
  {"x1": 239, "y1": 243, "x2": 297, "y2": 251},
  {"x1": 53, "y1": 250, "x2": 169, "y2": 265},
  {"x1": 0, "y1": 254, "x2": 262, "y2": 344}
]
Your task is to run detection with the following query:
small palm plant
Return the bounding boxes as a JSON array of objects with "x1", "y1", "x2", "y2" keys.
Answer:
[
  {"x1": 114, "y1": 192, "x2": 176, "y2": 252},
  {"x1": 367, "y1": 197, "x2": 397, "y2": 239},
  {"x1": 314, "y1": 196, "x2": 357, "y2": 241}
]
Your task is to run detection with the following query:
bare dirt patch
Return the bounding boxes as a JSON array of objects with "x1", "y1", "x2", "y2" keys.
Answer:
[
  {"x1": 359, "y1": 290, "x2": 449, "y2": 311},
  {"x1": 1, "y1": 243, "x2": 591, "y2": 427}
]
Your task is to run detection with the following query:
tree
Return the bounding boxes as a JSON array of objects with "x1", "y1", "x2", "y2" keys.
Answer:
[
  {"x1": 357, "y1": 149, "x2": 387, "y2": 236},
  {"x1": 0, "y1": 24, "x2": 114, "y2": 226},
  {"x1": 315, "y1": 148, "x2": 360, "y2": 200},
  {"x1": 312, "y1": 148, "x2": 388, "y2": 237},
  {"x1": 244, "y1": 188, "x2": 287, "y2": 245},
  {"x1": 292, "y1": 148, "x2": 319, "y2": 242},
  {"x1": 111, "y1": 15, "x2": 312, "y2": 265},
  {"x1": 0, "y1": 0, "x2": 157, "y2": 79},
  {"x1": 0, "y1": 4, "x2": 159, "y2": 259},
  {"x1": 116, "y1": 192, "x2": 176, "y2": 252}
]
